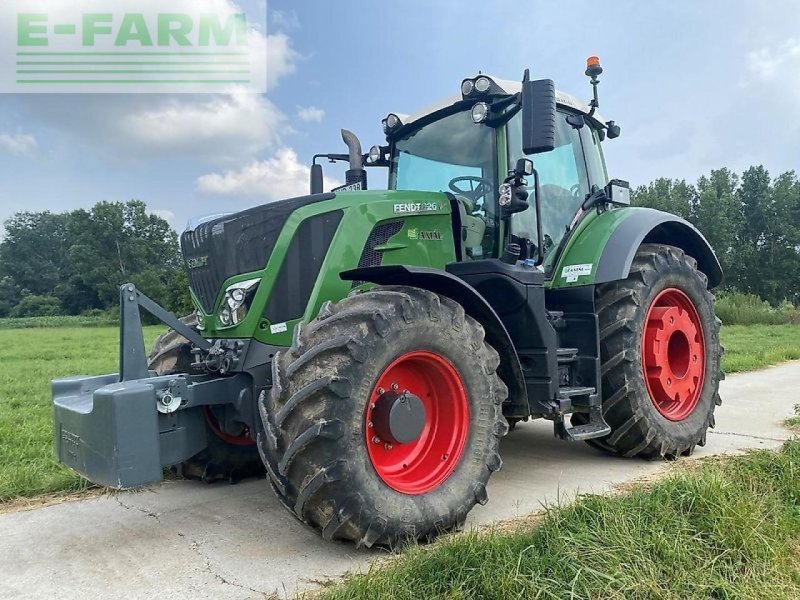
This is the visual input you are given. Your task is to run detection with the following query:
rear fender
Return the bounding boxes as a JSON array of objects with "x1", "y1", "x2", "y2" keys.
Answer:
[
  {"x1": 340, "y1": 265, "x2": 528, "y2": 414},
  {"x1": 551, "y1": 207, "x2": 723, "y2": 289}
]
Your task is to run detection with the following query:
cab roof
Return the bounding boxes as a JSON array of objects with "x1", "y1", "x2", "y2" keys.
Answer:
[{"x1": 394, "y1": 74, "x2": 607, "y2": 131}]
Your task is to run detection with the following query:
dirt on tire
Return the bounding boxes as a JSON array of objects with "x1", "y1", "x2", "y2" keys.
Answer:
[{"x1": 258, "y1": 285, "x2": 509, "y2": 547}]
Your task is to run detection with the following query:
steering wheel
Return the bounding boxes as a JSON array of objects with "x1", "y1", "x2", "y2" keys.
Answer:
[{"x1": 449, "y1": 176, "x2": 494, "y2": 208}]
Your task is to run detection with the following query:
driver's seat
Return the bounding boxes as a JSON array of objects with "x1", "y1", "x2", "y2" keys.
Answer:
[{"x1": 454, "y1": 195, "x2": 486, "y2": 258}]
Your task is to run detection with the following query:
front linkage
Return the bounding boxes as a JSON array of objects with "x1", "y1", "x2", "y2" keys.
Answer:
[{"x1": 53, "y1": 283, "x2": 261, "y2": 488}]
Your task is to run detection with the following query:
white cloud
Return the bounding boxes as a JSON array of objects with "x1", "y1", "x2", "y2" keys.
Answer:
[
  {"x1": 0, "y1": 133, "x2": 37, "y2": 157},
  {"x1": 266, "y1": 32, "x2": 300, "y2": 89},
  {"x1": 296, "y1": 105, "x2": 325, "y2": 123},
  {"x1": 115, "y1": 92, "x2": 287, "y2": 161},
  {"x1": 197, "y1": 147, "x2": 341, "y2": 199},
  {"x1": 271, "y1": 9, "x2": 300, "y2": 30},
  {"x1": 747, "y1": 38, "x2": 800, "y2": 79},
  {"x1": 151, "y1": 209, "x2": 175, "y2": 224}
]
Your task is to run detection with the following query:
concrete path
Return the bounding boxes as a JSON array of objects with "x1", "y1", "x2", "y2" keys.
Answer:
[{"x1": 1, "y1": 362, "x2": 797, "y2": 600}]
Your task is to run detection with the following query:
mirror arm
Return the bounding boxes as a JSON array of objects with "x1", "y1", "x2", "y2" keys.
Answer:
[{"x1": 532, "y1": 169, "x2": 545, "y2": 266}]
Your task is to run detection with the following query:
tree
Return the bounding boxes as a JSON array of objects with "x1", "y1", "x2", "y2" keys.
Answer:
[
  {"x1": 0, "y1": 211, "x2": 71, "y2": 296},
  {"x1": 0, "y1": 200, "x2": 189, "y2": 316}
]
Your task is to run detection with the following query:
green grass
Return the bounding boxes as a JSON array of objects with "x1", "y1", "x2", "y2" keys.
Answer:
[
  {"x1": 320, "y1": 441, "x2": 800, "y2": 600},
  {"x1": 0, "y1": 324, "x2": 798, "y2": 504},
  {"x1": 0, "y1": 326, "x2": 163, "y2": 502},
  {"x1": 721, "y1": 325, "x2": 800, "y2": 373},
  {"x1": 787, "y1": 405, "x2": 800, "y2": 430}
]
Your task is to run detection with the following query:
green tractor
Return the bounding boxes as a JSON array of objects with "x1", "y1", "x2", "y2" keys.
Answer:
[{"x1": 53, "y1": 58, "x2": 723, "y2": 547}]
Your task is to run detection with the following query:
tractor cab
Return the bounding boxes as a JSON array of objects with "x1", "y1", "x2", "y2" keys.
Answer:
[
  {"x1": 314, "y1": 59, "x2": 626, "y2": 279},
  {"x1": 383, "y1": 74, "x2": 614, "y2": 270}
]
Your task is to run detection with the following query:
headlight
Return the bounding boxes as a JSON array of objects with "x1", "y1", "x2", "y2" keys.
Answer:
[
  {"x1": 368, "y1": 145, "x2": 382, "y2": 164},
  {"x1": 195, "y1": 309, "x2": 206, "y2": 330},
  {"x1": 474, "y1": 76, "x2": 491, "y2": 93},
  {"x1": 460, "y1": 79, "x2": 474, "y2": 96},
  {"x1": 218, "y1": 278, "x2": 261, "y2": 328},
  {"x1": 382, "y1": 113, "x2": 402, "y2": 134},
  {"x1": 471, "y1": 102, "x2": 489, "y2": 123}
]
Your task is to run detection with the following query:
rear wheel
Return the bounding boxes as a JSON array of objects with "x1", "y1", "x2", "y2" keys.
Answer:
[
  {"x1": 148, "y1": 316, "x2": 265, "y2": 483},
  {"x1": 582, "y1": 244, "x2": 722, "y2": 458},
  {"x1": 258, "y1": 286, "x2": 508, "y2": 547}
]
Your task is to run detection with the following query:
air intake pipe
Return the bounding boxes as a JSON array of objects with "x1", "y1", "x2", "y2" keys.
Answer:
[{"x1": 341, "y1": 129, "x2": 367, "y2": 190}]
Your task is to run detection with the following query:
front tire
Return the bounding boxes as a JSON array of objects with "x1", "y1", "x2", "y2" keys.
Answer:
[
  {"x1": 585, "y1": 244, "x2": 723, "y2": 459},
  {"x1": 258, "y1": 286, "x2": 508, "y2": 547}
]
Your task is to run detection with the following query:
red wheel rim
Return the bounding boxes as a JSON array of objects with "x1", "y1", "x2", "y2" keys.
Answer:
[
  {"x1": 365, "y1": 351, "x2": 469, "y2": 495},
  {"x1": 642, "y1": 288, "x2": 705, "y2": 421},
  {"x1": 203, "y1": 406, "x2": 255, "y2": 446}
]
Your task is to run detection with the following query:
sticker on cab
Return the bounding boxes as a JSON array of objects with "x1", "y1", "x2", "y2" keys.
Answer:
[{"x1": 561, "y1": 263, "x2": 593, "y2": 283}]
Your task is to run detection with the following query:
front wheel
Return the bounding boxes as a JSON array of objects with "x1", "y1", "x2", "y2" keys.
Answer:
[
  {"x1": 258, "y1": 286, "x2": 508, "y2": 547},
  {"x1": 582, "y1": 244, "x2": 723, "y2": 459}
]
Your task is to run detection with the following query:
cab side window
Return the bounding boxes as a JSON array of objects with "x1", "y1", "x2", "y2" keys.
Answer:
[{"x1": 507, "y1": 110, "x2": 589, "y2": 256}]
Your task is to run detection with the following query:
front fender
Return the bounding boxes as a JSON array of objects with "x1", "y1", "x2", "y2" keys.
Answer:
[{"x1": 550, "y1": 207, "x2": 723, "y2": 289}]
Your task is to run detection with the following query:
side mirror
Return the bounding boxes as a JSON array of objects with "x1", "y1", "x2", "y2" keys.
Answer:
[
  {"x1": 521, "y1": 77, "x2": 556, "y2": 155},
  {"x1": 310, "y1": 163, "x2": 324, "y2": 194}
]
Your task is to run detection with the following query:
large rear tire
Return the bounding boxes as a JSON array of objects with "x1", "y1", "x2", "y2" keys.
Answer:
[
  {"x1": 148, "y1": 316, "x2": 265, "y2": 483},
  {"x1": 580, "y1": 244, "x2": 723, "y2": 459},
  {"x1": 258, "y1": 286, "x2": 508, "y2": 547}
]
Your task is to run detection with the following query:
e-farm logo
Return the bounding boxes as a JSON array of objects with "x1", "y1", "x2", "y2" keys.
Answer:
[{"x1": 0, "y1": 1, "x2": 267, "y2": 93}]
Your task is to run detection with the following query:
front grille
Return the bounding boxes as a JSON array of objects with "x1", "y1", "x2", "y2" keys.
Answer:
[
  {"x1": 351, "y1": 220, "x2": 404, "y2": 287},
  {"x1": 181, "y1": 193, "x2": 335, "y2": 313}
]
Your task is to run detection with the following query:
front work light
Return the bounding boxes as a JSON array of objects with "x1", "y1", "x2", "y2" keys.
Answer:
[
  {"x1": 382, "y1": 113, "x2": 403, "y2": 134},
  {"x1": 471, "y1": 102, "x2": 489, "y2": 123},
  {"x1": 474, "y1": 76, "x2": 491, "y2": 93},
  {"x1": 218, "y1": 278, "x2": 261, "y2": 328},
  {"x1": 368, "y1": 145, "x2": 382, "y2": 164}
]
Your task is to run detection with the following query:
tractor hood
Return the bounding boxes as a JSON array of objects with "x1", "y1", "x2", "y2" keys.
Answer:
[
  {"x1": 181, "y1": 192, "x2": 336, "y2": 313},
  {"x1": 180, "y1": 190, "x2": 454, "y2": 321}
]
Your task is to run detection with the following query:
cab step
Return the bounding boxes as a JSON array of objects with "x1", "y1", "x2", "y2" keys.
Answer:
[
  {"x1": 553, "y1": 386, "x2": 611, "y2": 441},
  {"x1": 556, "y1": 347, "x2": 579, "y2": 364}
]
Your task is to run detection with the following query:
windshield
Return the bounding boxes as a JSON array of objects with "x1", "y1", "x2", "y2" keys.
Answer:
[{"x1": 389, "y1": 109, "x2": 498, "y2": 258}]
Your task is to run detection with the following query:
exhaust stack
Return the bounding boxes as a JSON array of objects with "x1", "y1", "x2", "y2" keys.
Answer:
[{"x1": 341, "y1": 129, "x2": 367, "y2": 190}]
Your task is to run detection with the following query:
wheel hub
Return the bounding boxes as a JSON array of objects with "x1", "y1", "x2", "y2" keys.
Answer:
[
  {"x1": 372, "y1": 389, "x2": 427, "y2": 445},
  {"x1": 642, "y1": 288, "x2": 706, "y2": 421},
  {"x1": 365, "y1": 351, "x2": 469, "y2": 495}
]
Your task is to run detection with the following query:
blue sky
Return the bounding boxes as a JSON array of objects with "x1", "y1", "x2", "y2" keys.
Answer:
[{"x1": 0, "y1": 0, "x2": 798, "y2": 233}]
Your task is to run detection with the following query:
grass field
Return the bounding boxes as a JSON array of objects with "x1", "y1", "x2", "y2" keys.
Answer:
[
  {"x1": 0, "y1": 326, "x2": 163, "y2": 502},
  {"x1": 319, "y1": 440, "x2": 800, "y2": 600},
  {"x1": 0, "y1": 324, "x2": 798, "y2": 504}
]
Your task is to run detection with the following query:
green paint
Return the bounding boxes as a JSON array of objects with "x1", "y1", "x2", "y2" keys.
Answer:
[
  {"x1": 548, "y1": 206, "x2": 641, "y2": 289},
  {"x1": 195, "y1": 191, "x2": 455, "y2": 346}
]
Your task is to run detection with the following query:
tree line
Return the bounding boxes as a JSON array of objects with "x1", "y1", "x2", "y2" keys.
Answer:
[
  {"x1": 633, "y1": 166, "x2": 799, "y2": 306},
  {"x1": 0, "y1": 200, "x2": 191, "y2": 318},
  {"x1": 0, "y1": 165, "x2": 798, "y2": 319}
]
